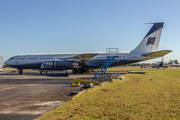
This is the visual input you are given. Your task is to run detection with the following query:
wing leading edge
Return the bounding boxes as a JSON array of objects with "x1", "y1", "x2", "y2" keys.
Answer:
[{"x1": 71, "y1": 53, "x2": 99, "y2": 61}]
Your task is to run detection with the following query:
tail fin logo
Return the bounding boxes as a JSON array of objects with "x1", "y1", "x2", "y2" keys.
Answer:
[{"x1": 147, "y1": 37, "x2": 156, "y2": 46}]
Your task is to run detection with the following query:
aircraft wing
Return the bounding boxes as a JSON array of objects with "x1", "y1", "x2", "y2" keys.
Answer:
[
  {"x1": 142, "y1": 50, "x2": 172, "y2": 57},
  {"x1": 71, "y1": 53, "x2": 99, "y2": 61}
]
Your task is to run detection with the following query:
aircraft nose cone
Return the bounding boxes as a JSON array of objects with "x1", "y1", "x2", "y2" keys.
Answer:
[{"x1": 4, "y1": 60, "x2": 9, "y2": 65}]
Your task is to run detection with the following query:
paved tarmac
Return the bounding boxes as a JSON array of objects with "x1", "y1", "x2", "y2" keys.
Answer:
[
  {"x1": 0, "y1": 69, "x2": 126, "y2": 120},
  {"x1": 0, "y1": 69, "x2": 94, "y2": 120}
]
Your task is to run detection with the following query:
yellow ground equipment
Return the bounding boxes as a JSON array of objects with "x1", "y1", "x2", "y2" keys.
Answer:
[{"x1": 71, "y1": 79, "x2": 98, "y2": 87}]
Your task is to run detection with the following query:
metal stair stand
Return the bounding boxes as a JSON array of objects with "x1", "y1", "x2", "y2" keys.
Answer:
[{"x1": 93, "y1": 56, "x2": 117, "y2": 83}]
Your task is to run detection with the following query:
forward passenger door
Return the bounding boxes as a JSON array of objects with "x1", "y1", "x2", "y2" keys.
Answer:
[{"x1": 15, "y1": 56, "x2": 19, "y2": 63}]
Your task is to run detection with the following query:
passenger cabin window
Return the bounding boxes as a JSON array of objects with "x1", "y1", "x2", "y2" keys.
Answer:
[
  {"x1": 19, "y1": 58, "x2": 26, "y2": 60},
  {"x1": 40, "y1": 58, "x2": 53, "y2": 60},
  {"x1": 28, "y1": 58, "x2": 38, "y2": 60}
]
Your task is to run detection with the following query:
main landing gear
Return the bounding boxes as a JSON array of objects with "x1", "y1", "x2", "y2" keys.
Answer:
[
  {"x1": 72, "y1": 69, "x2": 89, "y2": 74},
  {"x1": 18, "y1": 69, "x2": 23, "y2": 74}
]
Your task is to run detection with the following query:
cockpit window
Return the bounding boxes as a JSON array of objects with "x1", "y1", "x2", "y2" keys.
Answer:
[{"x1": 9, "y1": 58, "x2": 14, "y2": 60}]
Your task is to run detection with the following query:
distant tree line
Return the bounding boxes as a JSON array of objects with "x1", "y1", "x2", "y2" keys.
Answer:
[{"x1": 168, "y1": 59, "x2": 179, "y2": 64}]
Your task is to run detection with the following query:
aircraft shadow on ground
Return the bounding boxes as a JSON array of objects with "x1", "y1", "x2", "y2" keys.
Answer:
[
  {"x1": 44, "y1": 74, "x2": 69, "y2": 77},
  {"x1": 0, "y1": 79, "x2": 73, "y2": 84},
  {"x1": 128, "y1": 72, "x2": 146, "y2": 74},
  {"x1": 0, "y1": 73, "x2": 69, "y2": 77}
]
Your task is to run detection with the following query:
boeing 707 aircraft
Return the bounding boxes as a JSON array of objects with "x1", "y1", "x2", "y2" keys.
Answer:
[{"x1": 5, "y1": 22, "x2": 172, "y2": 74}]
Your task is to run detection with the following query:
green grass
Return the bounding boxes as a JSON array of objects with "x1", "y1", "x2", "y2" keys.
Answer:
[{"x1": 35, "y1": 67, "x2": 180, "y2": 119}]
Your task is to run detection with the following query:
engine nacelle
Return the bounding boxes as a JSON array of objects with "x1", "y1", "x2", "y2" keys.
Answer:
[
  {"x1": 41, "y1": 60, "x2": 79, "y2": 70},
  {"x1": 53, "y1": 60, "x2": 79, "y2": 68},
  {"x1": 41, "y1": 62, "x2": 64, "y2": 70}
]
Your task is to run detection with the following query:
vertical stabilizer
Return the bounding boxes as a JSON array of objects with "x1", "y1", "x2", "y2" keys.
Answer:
[{"x1": 131, "y1": 22, "x2": 164, "y2": 53}]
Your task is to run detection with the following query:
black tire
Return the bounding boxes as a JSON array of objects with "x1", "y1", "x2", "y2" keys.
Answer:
[
  {"x1": 72, "y1": 69, "x2": 77, "y2": 74},
  {"x1": 19, "y1": 70, "x2": 23, "y2": 74},
  {"x1": 85, "y1": 69, "x2": 89, "y2": 73},
  {"x1": 78, "y1": 69, "x2": 84, "y2": 74},
  {"x1": 78, "y1": 69, "x2": 82, "y2": 74}
]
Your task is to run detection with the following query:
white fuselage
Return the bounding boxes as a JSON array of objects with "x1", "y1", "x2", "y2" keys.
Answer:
[{"x1": 4, "y1": 52, "x2": 147, "y2": 70}]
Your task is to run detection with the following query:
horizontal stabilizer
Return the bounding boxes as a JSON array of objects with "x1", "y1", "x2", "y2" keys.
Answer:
[{"x1": 142, "y1": 50, "x2": 172, "y2": 57}]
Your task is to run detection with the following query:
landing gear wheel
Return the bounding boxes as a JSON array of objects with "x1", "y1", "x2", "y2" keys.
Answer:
[
  {"x1": 85, "y1": 69, "x2": 89, "y2": 73},
  {"x1": 72, "y1": 69, "x2": 77, "y2": 74},
  {"x1": 78, "y1": 69, "x2": 84, "y2": 74},
  {"x1": 19, "y1": 70, "x2": 23, "y2": 74},
  {"x1": 78, "y1": 69, "x2": 82, "y2": 74}
]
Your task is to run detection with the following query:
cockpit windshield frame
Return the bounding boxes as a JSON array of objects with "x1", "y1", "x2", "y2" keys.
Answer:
[{"x1": 9, "y1": 58, "x2": 15, "y2": 60}]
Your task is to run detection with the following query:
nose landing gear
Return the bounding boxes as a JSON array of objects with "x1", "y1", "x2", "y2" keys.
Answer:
[{"x1": 18, "y1": 69, "x2": 23, "y2": 74}]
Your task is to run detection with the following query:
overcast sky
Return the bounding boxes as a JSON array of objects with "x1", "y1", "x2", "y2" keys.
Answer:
[{"x1": 0, "y1": 0, "x2": 179, "y2": 63}]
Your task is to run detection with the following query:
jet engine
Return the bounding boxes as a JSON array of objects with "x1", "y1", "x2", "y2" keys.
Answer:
[
  {"x1": 41, "y1": 60, "x2": 79, "y2": 70},
  {"x1": 53, "y1": 60, "x2": 79, "y2": 68}
]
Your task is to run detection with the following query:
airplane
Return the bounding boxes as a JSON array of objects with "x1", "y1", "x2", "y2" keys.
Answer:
[
  {"x1": 170, "y1": 63, "x2": 180, "y2": 67},
  {"x1": 0, "y1": 55, "x2": 3, "y2": 72},
  {"x1": 152, "y1": 57, "x2": 168, "y2": 68},
  {"x1": 5, "y1": 22, "x2": 172, "y2": 74}
]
